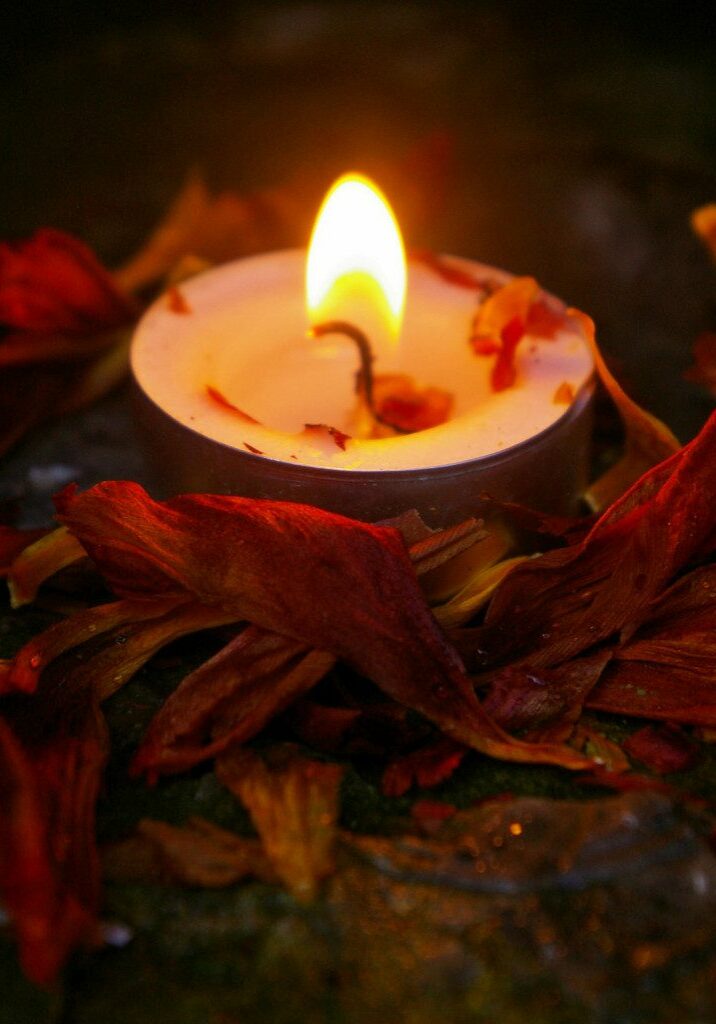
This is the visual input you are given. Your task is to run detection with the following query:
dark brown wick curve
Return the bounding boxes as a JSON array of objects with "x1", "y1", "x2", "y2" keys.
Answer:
[{"x1": 309, "y1": 320, "x2": 409, "y2": 434}]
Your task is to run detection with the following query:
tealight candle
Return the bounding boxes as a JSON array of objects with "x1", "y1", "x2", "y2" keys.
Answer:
[{"x1": 131, "y1": 174, "x2": 594, "y2": 527}]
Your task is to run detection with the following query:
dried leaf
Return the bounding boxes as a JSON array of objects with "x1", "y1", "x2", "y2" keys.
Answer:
[
  {"x1": 216, "y1": 745, "x2": 343, "y2": 901},
  {"x1": 409, "y1": 516, "x2": 485, "y2": 584},
  {"x1": 572, "y1": 310, "x2": 681, "y2": 510},
  {"x1": 113, "y1": 172, "x2": 302, "y2": 295},
  {"x1": 433, "y1": 556, "x2": 529, "y2": 629}
]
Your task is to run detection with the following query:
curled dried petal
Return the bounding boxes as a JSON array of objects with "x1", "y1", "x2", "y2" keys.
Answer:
[
  {"x1": 6, "y1": 596, "x2": 186, "y2": 694},
  {"x1": 0, "y1": 229, "x2": 134, "y2": 335},
  {"x1": 572, "y1": 310, "x2": 681, "y2": 510},
  {"x1": 7, "y1": 526, "x2": 87, "y2": 608},
  {"x1": 216, "y1": 745, "x2": 343, "y2": 901}
]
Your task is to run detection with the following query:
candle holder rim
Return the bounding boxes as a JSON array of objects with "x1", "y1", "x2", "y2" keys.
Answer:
[{"x1": 133, "y1": 372, "x2": 595, "y2": 482}]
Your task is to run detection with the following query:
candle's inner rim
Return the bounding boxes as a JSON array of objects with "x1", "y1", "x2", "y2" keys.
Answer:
[{"x1": 132, "y1": 249, "x2": 595, "y2": 471}]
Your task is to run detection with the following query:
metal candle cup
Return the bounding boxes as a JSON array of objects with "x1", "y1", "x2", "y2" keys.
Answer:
[{"x1": 131, "y1": 248, "x2": 594, "y2": 528}]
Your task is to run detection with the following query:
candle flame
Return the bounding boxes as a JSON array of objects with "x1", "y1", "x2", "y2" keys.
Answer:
[{"x1": 306, "y1": 173, "x2": 407, "y2": 341}]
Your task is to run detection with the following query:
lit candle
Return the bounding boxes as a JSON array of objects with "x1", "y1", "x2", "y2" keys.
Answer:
[{"x1": 131, "y1": 174, "x2": 594, "y2": 526}]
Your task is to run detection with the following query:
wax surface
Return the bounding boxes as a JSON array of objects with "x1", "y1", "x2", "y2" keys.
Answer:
[{"x1": 131, "y1": 250, "x2": 594, "y2": 471}]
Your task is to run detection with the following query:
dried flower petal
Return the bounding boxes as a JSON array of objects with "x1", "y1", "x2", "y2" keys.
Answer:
[
  {"x1": 0, "y1": 700, "x2": 107, "y2": 986},
  {"x1": 482, "y1": 651, "x2": 613, "y2": 743},
  {"x1": 588, "y1": 564, "x2": 716, "y2": 725},
  {"x1": 382, "y1": 736, "x2": 467, "y2": 797},
  {"x1": 133, "y1": 626, "x2": 334, "y2": 779},
  {"x1": 623, "y1": 723, "x2": 699, "y2": 775},
  {"x1": 684, "y1": 331, "x2": 716, "y2": 395},
  {"x1": 206, "y1": 385, "x2": 260, "y2": 422},
  {"x1": 303, "y1": 423, "x2": 351, "y2": 450},
  {"x1": 5, "y1": 596, "x2": 187, "y2": 694},
  {"x1": 470, "y1": 277, "x2": 570, "y2": 393},
  {"x1": 572, "y1": 310, "x2": 681, "y2": 510},
  {"x1": 553, "y1": 381, "x2": 575, "y2": 404},
  {"x1": 0, "y1": 229, "x2": 134, "y2": 335},
  {"x1": 56, "y1": 482, "x2": 593, "y2": 771},
  {"x1": 461, "y1": 411, "x2": 716, "y2": 674},
  {"x1": 216, "y1": 745, "x2": 343, "y2": 901},
  {"x1": 0, "y1": 525, "x2": 49, "y2": 574},
  {"x1": 7, "y1": 526, "x2": 87, "y2": 608},
  {"x1": 411, "y1": 249, "x2": 498, "y2": 291},
  {"x1": 112, "y1": 817, "x2": 276, "y2": 887},
  {"x1": 368, "y1": 373, "x2": 453, "y2": 433},
  {"x1": 691, "y1": 203, "x2": 716, "y2": 260}
]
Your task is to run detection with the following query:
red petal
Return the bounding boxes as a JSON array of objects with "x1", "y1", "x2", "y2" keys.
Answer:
[
  {"x1": 623, "y1": 723, "x2": 700, "y2": 774},
  {"x1": 462, "y1": 412, "x2": 716, "y2": 673},
  {"x1": 56, "y1": 482, "x2": 593, "y2": 771},
  {"x1": 0, "y1": 229, "x2": 134, "y2": 335},
  {"x1": 588, "y1": 564, "x2": 716, "y2": 725},
  {"x1": 483, "y1": 651, "x2": 612, "y2": 743},
  {"x1": 0, "y1": 525, "x2": 49, "y2": 575},
  {"x1": 132, "y1": 626, "x2": 334, "y2": 779},
  {"x1": 0, "y1": 701, "x2": 106, "y2": 986},
  {"x1": 382, "y1": 737, "x2": 467, "y2": 796}
]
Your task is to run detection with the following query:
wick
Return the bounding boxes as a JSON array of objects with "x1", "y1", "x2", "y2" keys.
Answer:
[{"x1": 308, "y1": 320, "x2": 409, "y2": 434}]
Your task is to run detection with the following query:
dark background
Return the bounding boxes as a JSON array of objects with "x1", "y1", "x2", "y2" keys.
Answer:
[{"x1": 1, "y1": 0, "x2": 715, "y2": 519}]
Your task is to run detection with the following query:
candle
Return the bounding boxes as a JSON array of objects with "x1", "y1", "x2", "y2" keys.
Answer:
[{"x1": 131, "y1": 174, "x2": 594, "y2": 526}]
